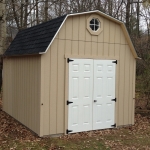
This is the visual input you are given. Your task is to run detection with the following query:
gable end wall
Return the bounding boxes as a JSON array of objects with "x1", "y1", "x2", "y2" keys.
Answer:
[{"x1": 40, "y1": 13, "x2": 136, "y2": 136}]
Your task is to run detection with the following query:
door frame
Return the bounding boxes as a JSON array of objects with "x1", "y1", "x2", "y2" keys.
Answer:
[{"x1": 64, "y1": 55, "x2": 119, "y2": 135}]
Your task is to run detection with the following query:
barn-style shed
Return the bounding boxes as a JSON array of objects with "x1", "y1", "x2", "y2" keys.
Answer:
[{"x1": 3, "y1": 10, "x2": 138, "y2": 137}]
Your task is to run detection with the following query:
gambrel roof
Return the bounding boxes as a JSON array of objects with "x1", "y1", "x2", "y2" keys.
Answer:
[{"x1": 4, "y1": 10, "x2": 138, "y2": 58}]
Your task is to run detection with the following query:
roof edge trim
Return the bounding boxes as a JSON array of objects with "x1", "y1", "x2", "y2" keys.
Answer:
[
  {"x1": 120, "y1": 24, "x2": 138, "y2": 58},
  {"x1": 39, "y1": 15, "x2": 68, "y2": 54}
]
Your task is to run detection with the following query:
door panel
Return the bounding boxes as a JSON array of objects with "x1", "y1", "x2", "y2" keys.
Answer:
[
  {"x1": 68, "y1": 59, "x2": 116, "y2": 133},
  {"x1": 93, "y1": 60, "x2": 116, "y2": 130},
  {"x1": 68, "y1": 59, "x2": 93, "y2": 133}
]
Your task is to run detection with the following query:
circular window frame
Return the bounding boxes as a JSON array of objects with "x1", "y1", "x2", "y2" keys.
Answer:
[{"x1": 87, "y1": 15, "x2": 103, "y2": 36}]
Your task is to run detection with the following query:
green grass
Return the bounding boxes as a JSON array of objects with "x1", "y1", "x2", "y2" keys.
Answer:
[{"x1": 0, "y1": 137, "x2": 109, "y2": 150}]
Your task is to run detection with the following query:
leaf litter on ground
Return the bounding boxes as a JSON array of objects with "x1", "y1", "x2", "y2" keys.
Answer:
[{"x1": 1, "y1": 98, "x2": 150, "y2": 149}]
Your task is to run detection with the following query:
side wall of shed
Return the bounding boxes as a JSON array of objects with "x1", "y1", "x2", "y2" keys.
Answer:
[
  {"x1": 40, "y1": 14, "x2": 136, "y2": 136},
  {"x1": 3, "y1": 56, "x2": 41, "y2": 135}
]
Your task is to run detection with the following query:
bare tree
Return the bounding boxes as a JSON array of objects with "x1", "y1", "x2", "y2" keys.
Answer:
[
  {"x1": 36, "y1": 0, "x2": 39, "y2": 24},
  {"x1": 0, "y1": 0, "x2": 6, "y2": 54},
  {"x1": 44, "y1": 0, "x2": 48, "y2": 21}
]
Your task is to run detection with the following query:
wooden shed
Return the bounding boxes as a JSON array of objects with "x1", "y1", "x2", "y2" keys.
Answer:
[{"x1": 3, "y1": 10, "x2": 138, "y2": 137}]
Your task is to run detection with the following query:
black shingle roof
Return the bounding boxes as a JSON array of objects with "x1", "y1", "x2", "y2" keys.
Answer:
[{"x1": 4, "y1": 15, "x2": 66, "y2": 56}]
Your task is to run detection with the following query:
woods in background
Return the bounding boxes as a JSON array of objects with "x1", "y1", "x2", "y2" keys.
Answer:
[{"x1": 6, "y1": 0, "x2": 149, "y2": 34}]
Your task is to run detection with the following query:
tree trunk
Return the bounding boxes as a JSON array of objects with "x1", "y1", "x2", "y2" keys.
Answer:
[
  {"x1": 45, "y1": 0, "x2": 48, "y2": 22},
  {"x1": 20, "y1": 0, "x2": 23, "y2": 29},
  {"x1": 0, "y1": 0, "x2": 6, "y2": 54},
  {"x1": 36, "y1": 0, "x2": 39, "y2": 24},
  {"x1": 108, "y1": 0, "x2": 113, "y2": 16},
  {"x1": 24, "y1": 0, "x2": 29, "y2": 28},
  {"x1": 0, "y1": 0, "x2": 6, "y2": 91},
  {"x1": 96, "y1": 0, "x2": 102, "y2": 11},
  {"x1": 114, "y1": 0, "x2": 124, "y2": 19},
  {"x1": 11, "y1": 0, "x2": 20, "y2": 29},
  {"x1": 126, "y1": 0, "x2": 130, "y2": 34},
  {"x1": 58, "y1": 0, "x2": 62, "y2": 16},
  {"x1": 130, "y1": 2, "x2": 133, "y2": 34},
  {"x1": 136, "y1": 0, "x2": 140, "y2": 37}
]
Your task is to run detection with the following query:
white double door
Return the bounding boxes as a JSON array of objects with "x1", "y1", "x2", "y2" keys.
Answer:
[{"x1": 68, "y1": 59, "x2": 116, "y2": 133}]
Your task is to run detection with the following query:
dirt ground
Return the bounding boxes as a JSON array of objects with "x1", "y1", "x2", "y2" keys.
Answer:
[{"x1": 1, "y1": 98, "x2": 150, "y2": 150}]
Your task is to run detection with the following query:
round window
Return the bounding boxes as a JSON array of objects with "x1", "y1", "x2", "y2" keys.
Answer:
[{"x1": 89, "y1": 18, "x2": 100, "y2": 31}]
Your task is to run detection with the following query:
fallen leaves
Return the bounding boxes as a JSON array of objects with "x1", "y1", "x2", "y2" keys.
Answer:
[
  {"x1": 1, "y1": 96, "x2": 150, "y2": 149},
  {"x1": 60, "y1": 114, "x2": 150, "y2": 149}
]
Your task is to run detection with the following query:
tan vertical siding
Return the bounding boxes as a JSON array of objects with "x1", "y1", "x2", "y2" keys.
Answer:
[
  {"x1": 41, "y1": 39, "x2": 66, "y2": 135},
  {"x1": 98, "y1": 43, "x2": 104, "y2": 55},
  {"x1": 109, "y1": 22, "x2": 115, "y2": 44},
  {"x1": 59, "y1": 22, "x2": 66, "y2": 39},
  {"x1": 128, "y1": 46, "x2": 134, "y2": 124},
  {"x1": 50, "y1": 39, "x2": 58, "y2": 134},
  {"x1": 3, "y1": 58, "x2": 13, "y2": 115},
  {"x1": 114, "y1": 44, "x2": 120, "y2": 125},
  {"x1": 124, "y1": 45, "x2": 131, "y2": 125},
  {"x1": 72, "y1": 41, "x2": 78, "y2": 55},
  {"x1": 85, "y1": 42, "x2": 91, "y2": 55},
  {"x1": 118, "y1": 45, "x2": 126, "y2": 125},
  {"x1": 92, "y1": 42, "x2": 97, "y2": 55},
  {"x1": 115, "y1": 24, "x2": 121, "y2": 43},
  {"x1": 41, "y1": 49, "x2": 51, "y2": 135},
  {"x1": 72, "y1": 16, "x2": 79, "y2": 40},
  {"x1": 104, "y1": 43, "x2": 109, "y2": 56},
  {"x1": 132, "y1": 60, "x2": 136, "y2": 124},
  {"x1": 103, "y1": 18, "x2": 110, "y2": 43},
  {"x1": 57, "y1": 39, "x2": 65, "y2": 133},
  {"x1": 3, "y1": 56, "x2": 41, "y2": 135},
  {"x1": 79, "y1": 41, "x2": 85, "y2": 55},
  {"x1": 98, "y1": 23, "x2": 104, "y2": 43},
  {"x1": 40, "y1": 13, "x2": 136, "y2": 135},
  {"x1": 120, "y1": 29, "x2": 126, "y2": 44},
  {"x1": 66, "y1": 17, "x2": 72, "y2": 40},
  {"x1": 79, "y1": 15, "x2": 86, "y2": 41},
  {"x1": 65, "y1": 40, "x2": 72, "y2": 54},
  {"x1": 109, "y1": 44, "x2": 115, "y2": 56},
  {"x1": 92, "y1": 36, "x2": 97, "y2": 43},
  {"x1": 85, "y1": 14, "x2": 92, "y2": 41}
]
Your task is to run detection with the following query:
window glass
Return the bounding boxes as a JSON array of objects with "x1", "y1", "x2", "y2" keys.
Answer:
[{"x1": 89, "y1": 18, "x2": 100, "y2": 31}]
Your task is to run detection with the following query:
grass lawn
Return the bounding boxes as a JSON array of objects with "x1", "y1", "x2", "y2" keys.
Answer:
[
  {"x1": 0, "y1": 137, "x2": 109, "y2": 150},
  {"x1": 1, "y1": 104, "x2": 150, "y2": 150}
]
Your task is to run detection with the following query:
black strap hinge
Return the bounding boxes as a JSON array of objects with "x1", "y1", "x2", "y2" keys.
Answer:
[
  {"x1": 67, "y1": 58, "x2": 74, "y2": 63},
  {"x1": 112, "y1": 60, "x2": 117, "y2": 64},
  {"x1": 67, "y1": 100, "x2": 73, "y2": 105},
  {"x1": 66, "y1": 129, "x2": 73, "y2": 134},
  {"x1": 111, "y1": 98, "x2": 116, "y2": 102},
  {"x1": 111, "y1": 123, "x2": 116, "y2": 128}
]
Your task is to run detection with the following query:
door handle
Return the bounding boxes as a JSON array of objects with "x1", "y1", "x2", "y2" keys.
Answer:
[{"x1": 94, "y1": 100, "x2": 97, "y2": 102}]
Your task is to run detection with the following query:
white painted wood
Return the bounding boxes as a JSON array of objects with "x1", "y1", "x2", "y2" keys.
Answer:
[
  {"x1": 93, "y1": 60, "x2": 116, "y2": 130},
  {"x1": 68, "y1": 59, "x2": 93, "y2": 133},
  {"x1": 68, "y1": 59, "x2": 116, "y2": 133}
]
